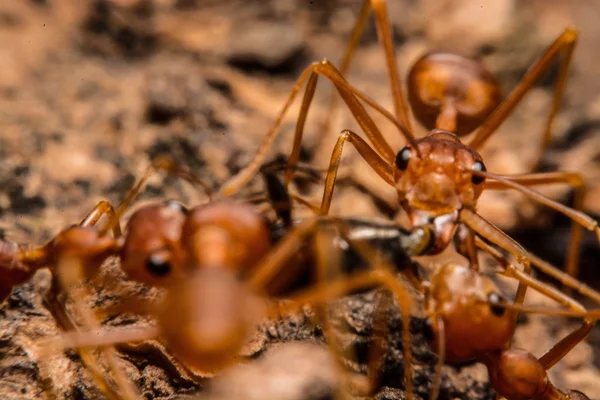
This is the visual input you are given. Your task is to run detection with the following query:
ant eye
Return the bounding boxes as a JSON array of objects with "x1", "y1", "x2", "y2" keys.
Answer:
[
  {"x1": 395, "y1": 147, "x2": 412, "y2": 171},
  {"x1": 146, "y1": 253, "x2": 172, "y2": 277},
  {"x1": 488, "y1": 292, "x2": 506, "y2": 317},
  {"x1": 165, "y1": 200, "x2": 188, "y2": 214},
  {"x1": 471, "y1": 161, "x2": 486, "y2": 184}
]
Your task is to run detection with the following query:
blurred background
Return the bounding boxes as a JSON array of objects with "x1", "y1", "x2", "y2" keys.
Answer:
[{"x1": 0, "y1": 0, "x2": 600, "y2": 397}]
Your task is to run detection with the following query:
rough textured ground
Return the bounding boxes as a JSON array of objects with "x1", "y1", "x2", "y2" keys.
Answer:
[{"x1": 1, "y1": 0, "x2": 600, "y2": 399}]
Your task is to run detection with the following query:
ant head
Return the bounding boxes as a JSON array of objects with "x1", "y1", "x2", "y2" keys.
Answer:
[
  {"x1": 481, "y1": 348, "x2": 548, "y2": 400},
  {"x1": 157, "y1": 267, "x2": 251, "y2": 371},
  {"x1": 407, "y1": 52, "x2": 502, "y2": 136},
  {"x1": 425, "y1": 264, "x2": 515, "y2": 363},
  {"x1": 394, "y1": 130, "x2": 486, "y2": 225},
  {"x1": 181, "y1": 201, "x2": 272, "y2": 273},
  {"x1": 121, "y1": 201, "x2": 188, "y2": 286}
]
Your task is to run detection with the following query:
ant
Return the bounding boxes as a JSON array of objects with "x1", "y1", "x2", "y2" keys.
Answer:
[
  {"x1": 423, "y1": 260, "x2": 597, "y2": 400},
  {"x1": 215, "y1": 4, "x2": 600, "y2": 334},
  {"x1": 0, "y1": 158, "x2": 216, "y2": 400},
  {"x1": 273, "y1": 225, "x2": 600, "y2": 400},
  {"x1": 15, "y1": 158, "x2": 436, "y2": 399}
]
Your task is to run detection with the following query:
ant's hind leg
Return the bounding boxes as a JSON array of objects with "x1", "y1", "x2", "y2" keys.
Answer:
[
  {"x1": 219, "y1": 58, "x2": 416, "y2": 198},
  {"x1": 485, "y1": 171, "x2": 588, "y2": 279},
  {"x1": 324, "y1": 0, "x2": 411, "y2": 131},
  {"x1": 469, "y1": 28, "x2": 577, "y2": 157}
]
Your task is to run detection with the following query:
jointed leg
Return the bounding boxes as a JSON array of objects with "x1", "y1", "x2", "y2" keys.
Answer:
[
  {"x1": 219, "y1": 59, "x2": 417, "y2": 197},
  {"x1": 273, "y1": 266, "x2": 417, "y2": 400},
  {"x1": 473, "y1": 237, "x2": 593, "y2": 374},
  {"x1": 80, "y1": 200, "x2": 122, "y2": 237},
  {"x1": 459, "y1": 209, "x2": 532, "y2": 329},
  {"x1": 312, "y1": 226, "x2": 361, "y2": 400},
  {"x1": 56, "y1": 257, "x2": 140, "y2": 400},
  {"x1": 247, "y1": 218, "x2": 419, "y2": 399},
  {"x1": 485, "y1": 171, "x2": 588, "y2": 278},
  {"x1": 469, "y1": 28, "x2": 578, "y2": 158},
  {"x1": 496, "y1": 264, "x2": 592, "y2": 370},
  {"x1": 461, "y1": 207, "x2": 600, "y2": 305},
  {"x1": 320, "y1": 129, "x2": 395, "y2": 215},
  {"x1": 330, "y1": 0, "x2": 411, "y2": 130}
]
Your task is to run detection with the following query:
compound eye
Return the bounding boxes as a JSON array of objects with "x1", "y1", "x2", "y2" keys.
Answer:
[
  {"x1": 471, "y1": 161, "x2": 486, "y2": 184},
  {"x1": 146, "y1": 252, "x2": 172, "y2": 277},
  {"x1": 487, "y1": 292, "x2": 506, "y2": 317},
  {"x1": 395, "y1": 147, "x2": 412, "y2": 171}
]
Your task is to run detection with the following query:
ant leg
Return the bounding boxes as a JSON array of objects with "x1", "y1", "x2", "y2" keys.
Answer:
[
  {"x1": 485, "y1": 171, "x2": 586, "y2": 278},
  {"x1": 248, "y1": 218, "x2": 420, "y2": 400},
  {"x1": 478, "y1": 170, "x2": 600, "y2": 279},
  {"x1": 469, "y1": 28, "x2": 577, "y2": 157},
  {"x1": 219, "y1": 59, "x2": 417, "y2": 197},
  {"x1": 320, "y1": 0, "x2": 412, "y2": 143},
  {"x1": 311, "y1": 225, "x2": 365, "y2": 400},
  {"x1": 320, "y1": 129, "x2": 394, "y2": 215},
  {"x1": 272, "y1": 267, "x2": 417, "y2": 400},
  {"x1": 455, "y1": 224, "x2": 480, "y2": 270},
  {"x1": 496, "y1": 265, "x2": 592, "y2": 370},
  {"x1": 460, "y1": 208, "x2": 600, "y2": 304},
  {"x1": 459, "y1": 209, "x2": 533, "y2": 329},
  {"x1": 80, "y1": 200, "x2": 122, "y2": 237},
  {"x1": 56, "y1": 257, "x2": 141, "y2": 400}
]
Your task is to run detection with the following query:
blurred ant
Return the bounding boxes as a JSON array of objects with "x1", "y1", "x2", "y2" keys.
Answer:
[
  {"x1": 0, "y1": 158, "x2": 214, "y2": 400},
  {"x1": 34, "y1": 168, "x2": 443, "y2": 400},
  {"x1": 8, "y1": 156, "x2": 434, "y2": 399}
]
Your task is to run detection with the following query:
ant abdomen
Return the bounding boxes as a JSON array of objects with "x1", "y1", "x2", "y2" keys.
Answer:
[
  {"x1": 407, "y1": 52, "x2": 502, "y2": 136},
  {"x1": 482, "y1": 348, "x2": 549, "y2": 400}
]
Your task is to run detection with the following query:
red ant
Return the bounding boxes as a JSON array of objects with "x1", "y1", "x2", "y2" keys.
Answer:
[
  {"x1": 215, "y1": 6, "x2": 600, "y2": 345},
  {"x1": 0, "y1": 158, "x2": 216, "y2": 400},
  {"x1": 10, "y1": 158, "x2": 436, "y2": 399},
  {"x1": 272, "y1": 227, "x2": 600, "y2": 400},
  {"x1": 424, "y1": 260, "x2": 596, "y2": 400}
]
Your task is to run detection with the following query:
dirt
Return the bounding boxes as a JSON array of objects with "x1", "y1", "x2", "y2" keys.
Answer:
[{"x1": 1, "y1": 0, "x2": 600, "y2": 399}]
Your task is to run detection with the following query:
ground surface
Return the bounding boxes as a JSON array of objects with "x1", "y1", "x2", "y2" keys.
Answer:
[{"x1": 1, "y1": 0, "x2": 600, "y2": 399}]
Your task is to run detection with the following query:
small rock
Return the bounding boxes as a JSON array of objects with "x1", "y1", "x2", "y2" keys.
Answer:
[{"x1": 227, "y1": 20, "x2": 305, "y2": 71}]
